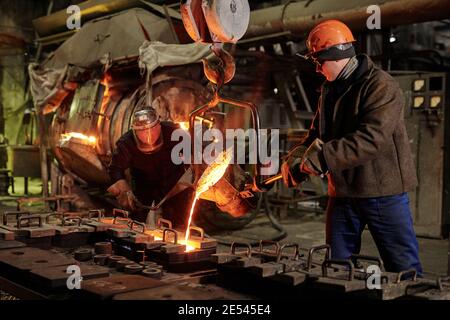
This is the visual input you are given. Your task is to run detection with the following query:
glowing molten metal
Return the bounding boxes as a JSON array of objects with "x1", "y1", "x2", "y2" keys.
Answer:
[
  {"x1": 184, "y1": 148, "x2": 233, "y2": 252},
  {"x1": 178, "y1": 122, "x2": 190, "y2": 131},
  {"x1": 60, "y1": 132, "x2": 97, "y2": 146}
]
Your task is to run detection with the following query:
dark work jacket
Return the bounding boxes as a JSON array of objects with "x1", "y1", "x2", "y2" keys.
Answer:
[
  {"x1": 108, "y1": 121, "x2": 186, "y2": 205},
  {"x1": 301, "y1": 54, "x2": 418, "y2": 197}
]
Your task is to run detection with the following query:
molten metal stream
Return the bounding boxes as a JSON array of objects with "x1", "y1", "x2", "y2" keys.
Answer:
[
  {"x1": 184, "y1": 194, "x2": 199, "y2": 252},
  {"x1": 183, "y1": 148, "x2": 233, "y2": 252}
]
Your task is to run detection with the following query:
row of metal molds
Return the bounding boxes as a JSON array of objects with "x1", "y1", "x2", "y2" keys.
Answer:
[
  {"x1": 0, "y1": 209, "x2": 104, "y2": 249},
  {"x1": 99, "y1": 211, "x2": 217, "y2": 272},
  {"x1": 212, "y1": 241, "x2": 450, "y2": 300},
  {"x1": 0, "y1": 208, "x2": 218, "y2": 273},
  {"x1": 0, "y1": 242, "x2": 239, "y2": 300},
  {"x1": 0, "y1": 208, "x2": 223, "y2": 299}
]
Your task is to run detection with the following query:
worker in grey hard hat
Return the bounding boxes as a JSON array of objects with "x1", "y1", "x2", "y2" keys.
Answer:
[
  {"x1": 131, "y1": 108, "x2": 163, "y2": 154},
  {"x1": 107, "y1": 107, "x2": 191, "y2": 225}
]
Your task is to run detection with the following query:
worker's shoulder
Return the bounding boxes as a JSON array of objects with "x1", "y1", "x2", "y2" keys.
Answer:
[
  {"x1": 372, "y1": 68, "x2": 397, "y2": 84},
  {"x1": 116, "y1": 130, "x2": 134, "y2": 148},
  {"x1": 161, "y1": 121, "x2": 181, "y2": 133},
  {"x1": 362, "y1": 68, "x2": 403, "y2": 105},
  {"x1": 357, "y1": 54, "x2": 398, "y2": 87},
  {"x1": 361, "y1": 69, "x2": 400, "y2": 100},
  {"x1": 367, "y1": 63, "x2": 398, "y2": 88}
]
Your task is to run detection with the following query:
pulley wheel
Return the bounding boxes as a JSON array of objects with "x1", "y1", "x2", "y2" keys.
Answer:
[
  {"x1": 202, "y1": 0, "x2": 250, "y2": 43},
  {"x1": 181, "y1": 0, "x2": 214, "y2": 43}
]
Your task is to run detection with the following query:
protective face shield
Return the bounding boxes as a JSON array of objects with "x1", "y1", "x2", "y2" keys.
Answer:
[{"x1": 131, "y1": 108, "x2": 163, "y2": 154}]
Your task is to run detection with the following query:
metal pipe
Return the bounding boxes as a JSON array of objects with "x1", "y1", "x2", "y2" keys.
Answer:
[
  {"x1": 244, "y1": 0, "x2": 450, "y2": 40},
  {"x1": 188, "y1": 91, "x2": 263, "y2": 186},
  {"x1": 32, "y1": 0, "x2": 181, "y2": 37},
  {"x1": 189, "y1": 93, "x2": 262, "y2": 182},
  {"x1": 218, "y1": 95, "x2": 262, "y2": 183},
  {"x1": 35, "y1": 0, "x2": 55, "y2": 201},
  {"x1": 33, "y1": 0, "x2": 450, "y2": 44},
  {"x1": 32, "y1": 0, "x2": 143, "y2": 36},
  {"x1": 188, "y1": 93, "x2": 220, "y2": 166}
]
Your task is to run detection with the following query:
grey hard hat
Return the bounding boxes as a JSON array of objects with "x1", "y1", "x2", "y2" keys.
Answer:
[
  {"x1": 131, "y1": 108, "x2": 159, "y2": 130},
  {"x1": 131, "y1": 108, "x2": 162, "y2": 153}
]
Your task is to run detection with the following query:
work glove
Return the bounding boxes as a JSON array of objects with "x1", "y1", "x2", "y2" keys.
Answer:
[
  {"x1": 117, "y1": 190, "x2": 138, "y2": 211},
  {"x1": 300, "y1": 138, "x2": 328, "y2": 177},
  {"x1": 281, "y1": 145, "x2": 309, "y2": 188},
  {"x1": 107, "y1": 179, "x2": 137, "y2": 211}
]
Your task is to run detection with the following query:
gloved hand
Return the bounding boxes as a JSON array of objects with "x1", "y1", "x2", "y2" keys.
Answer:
[
  {"x1": 107, "y1": 179, "x2": 137, "y2": 211},
  {"x1": 300, "y1": 138, "x2": 328, "y2": 176},
  {"x1": 281, "y1": 145, "x2": 309, "y2": 187},
  {"x1": 117, "y1": 190, "x2": 138, "y2": 211}
]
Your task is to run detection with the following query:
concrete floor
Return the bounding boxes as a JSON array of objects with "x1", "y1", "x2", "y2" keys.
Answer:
[{"x1": 212, "y1": 213, "x2": 449, "y2": 278}]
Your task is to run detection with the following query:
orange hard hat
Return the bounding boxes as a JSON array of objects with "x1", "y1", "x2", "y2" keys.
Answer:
[{"x1": 306, "y1": 20, "x2": 356, "y2": 57}]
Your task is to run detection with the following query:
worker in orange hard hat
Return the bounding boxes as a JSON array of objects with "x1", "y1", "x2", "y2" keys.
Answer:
[
  {"x1": 301, "y1": 19, "x2": 357, "y2": 81},
  {"x1": 282, "y1": 20, "x2": 423, "y2": 276}
]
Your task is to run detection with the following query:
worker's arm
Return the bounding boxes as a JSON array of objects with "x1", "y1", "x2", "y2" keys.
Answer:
[
  {"x1": 322, "y1": 77, "x2": 404, "y2": 172},
  {"x1": 108, "y1": 142, "x2": 131, "y2": 184},
  {"x1": 107, "y1": 141, "x2": 137, "y2": 210},
  {"x1": 300, "y1": 106, "x2": 320, "y2": 147},
  {"x1": 281, "y1": 108, "x2": 320, "y2": 186}
]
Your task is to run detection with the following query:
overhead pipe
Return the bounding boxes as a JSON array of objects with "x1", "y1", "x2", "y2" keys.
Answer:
[
  {"x1": 33, "y1": 0, "x2": 143, "y2": 36},
  {"x1": 244, "y1": 0, "x2": 450, "y2": 40},
  {"x1": 32, "y1": 0, "x2": 181, "y2": 37},
  {"x1": 33, "y1": 0, "x2": 450, "y2": 42}
]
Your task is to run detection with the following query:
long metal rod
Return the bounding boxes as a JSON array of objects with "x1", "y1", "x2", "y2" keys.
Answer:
[
  {"x1": 33, "y1": 0, "x2": 142, "y2": 36},
  {"x1": 32, "y1": 0, "x2": 450, "y2": 44},
  {"x1": 218, "y1": 95, "x2": 262, "y2": 182},
  {"x1": 262, "y1": 173, "x2": 282, "y2": 185},
  {"x1": 244, "y1": 0, "x2": 450, "y2": 40},
  {"x1": 32, "y1": 0, "x2": 181, "y2": 37},
  {"x1": 34, "y1": 0, "x2": 54, "y2": 200}
]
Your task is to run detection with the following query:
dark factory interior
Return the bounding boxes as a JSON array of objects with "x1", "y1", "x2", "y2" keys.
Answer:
[{"x1": 0, "y1": 0, "x2": 450, "y2": 304}]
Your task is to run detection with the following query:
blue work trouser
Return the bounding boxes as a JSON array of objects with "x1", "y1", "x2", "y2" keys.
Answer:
[{"x1": 325, "y1": 193, "x2": 423, "y2": 275}]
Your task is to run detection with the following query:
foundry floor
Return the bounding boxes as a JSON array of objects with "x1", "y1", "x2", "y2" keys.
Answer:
[
  {"x1": 0, "y1": 178, "x2": 448, "y2": 279},
  {"x1": 212, "y1": 213, "x2": 449, "y2": 279}
]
